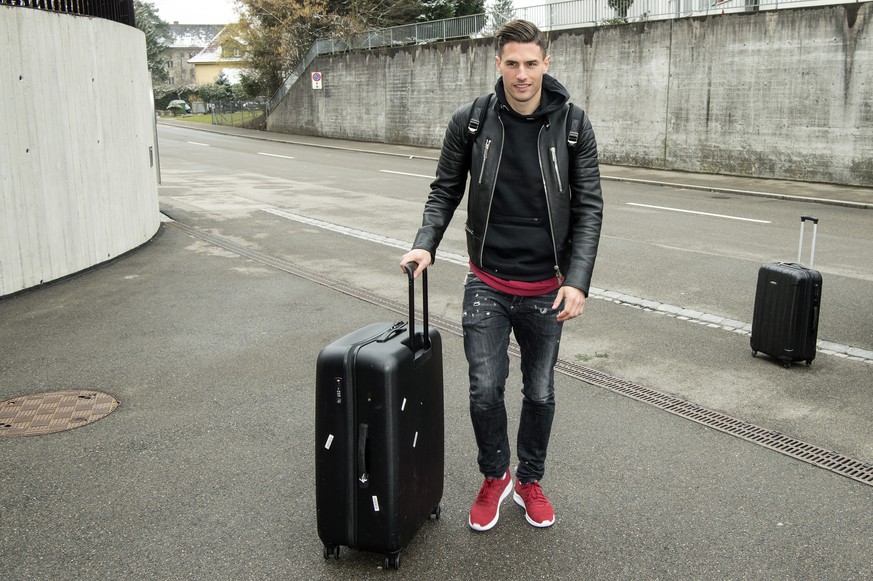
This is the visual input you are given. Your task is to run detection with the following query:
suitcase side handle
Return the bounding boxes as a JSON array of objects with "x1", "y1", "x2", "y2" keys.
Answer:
[
  {"x1": 403, "y1": 263, "x2": 430, "y2": 352},
  {"x1": 797, "y1": 216, "x2": 819, "y2": 269},
  {"x1": 357, "y1": 423, "x2": 369, "y2": 488}
]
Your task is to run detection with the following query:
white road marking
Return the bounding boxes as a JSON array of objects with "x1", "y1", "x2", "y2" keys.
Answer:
[
  {"x1": 259, "y1": 207, "x2": 871, "y2": 365},
  {"x1": 626, "y1": 203, "x2": 771, "y2": 224},
  {"x1": 380, "y1": 170, "x2": 434, "y2": 179},
  {"x1": 258, "y1": 152, "x2": 295, "y2": 160},
  {"x1": 261, "y1": 208, "x2": 467, "y2": 265},
  {"x1": 187, "y1": 141, "x2": 210, "y2": 146}
]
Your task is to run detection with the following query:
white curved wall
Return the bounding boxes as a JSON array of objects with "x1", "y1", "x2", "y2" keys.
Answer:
[{"x1": 0, "y1": 7, "x2": 160, "y2": 297}]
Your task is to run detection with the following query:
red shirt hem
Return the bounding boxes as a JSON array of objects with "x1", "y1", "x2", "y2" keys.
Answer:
[{"x1": 469, "y1": 262, "x2": 560, "y2": 296}]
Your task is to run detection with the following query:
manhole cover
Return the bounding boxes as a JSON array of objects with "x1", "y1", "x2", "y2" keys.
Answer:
[{"x1": 0, "y1": 390, "x2": 120, "y2": 436}]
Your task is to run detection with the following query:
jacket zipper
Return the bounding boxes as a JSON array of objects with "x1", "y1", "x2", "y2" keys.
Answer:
[
  {"x1": 478, "y1": 116, "x2": 504, "y2": 265},
  {"x1": 549, "y1": 146, "x2": 563, "y2": 192},
  {"x1": 478, "y1": 139, "x2": 491, "y2": 184},
  {"x1": 537, "y1": 126, "x2": 563, "y2": 282}
]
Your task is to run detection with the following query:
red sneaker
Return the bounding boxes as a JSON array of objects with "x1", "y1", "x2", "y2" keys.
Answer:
[
  {"x1": 513, "y1": 480, "x2": 555, "y2": 527},
  {"x1": 468, "y1": 470, "x2": 513, "y2": 531}
]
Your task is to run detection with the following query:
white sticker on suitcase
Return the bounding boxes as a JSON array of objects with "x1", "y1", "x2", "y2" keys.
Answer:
[
  {"x1": 324, "y1": 434, "x2": 334, "y2": 450},
  {"x1": 372, "y1": 496, "x2": 380, "y2": 512},
  {"x1": 401, "y1": 398, "x2": 407, "y2": 411},
  {"x1": 413, "y1": 431, "x2": 419, "y2": 448}
]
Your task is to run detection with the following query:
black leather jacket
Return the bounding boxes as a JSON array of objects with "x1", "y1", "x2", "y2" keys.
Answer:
[{"x1": 412, "y1": 90, "x2": 604, "y2": 295}]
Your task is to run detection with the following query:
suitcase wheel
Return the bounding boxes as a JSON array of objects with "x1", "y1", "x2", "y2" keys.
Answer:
[
  {"x1": 323, "y1": 544, "x2": 340, "y2": 560},
  {"x1": 751, "y1": 349, "x2": 757, "y2": 357},
  {"x1": 383, "y1": 552, "x2": 401, "y2": 570},
  {"x1": 429, "y1": 504, "x2": 442, "y2": 520}
]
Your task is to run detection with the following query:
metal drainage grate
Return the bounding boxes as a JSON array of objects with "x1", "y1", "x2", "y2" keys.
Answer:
[
  {"x1": 0, "y1": 390, "x2": 120, "y2": 437},
  {"x1": 170, "y1": 221, "x2": 873, "y2": 487},
  {"x1": 552, "y1": 359, "x2": 873, "y2": 486}
]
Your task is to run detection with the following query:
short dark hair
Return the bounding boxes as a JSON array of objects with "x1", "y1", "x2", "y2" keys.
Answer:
[{"x1": 495, "y1": 19, "x2": 548, "y2": 57}]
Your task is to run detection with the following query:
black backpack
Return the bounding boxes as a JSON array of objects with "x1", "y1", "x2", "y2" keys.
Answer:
[{"x1": 464, "y1": 93, "x2": 585, "y2": 155}]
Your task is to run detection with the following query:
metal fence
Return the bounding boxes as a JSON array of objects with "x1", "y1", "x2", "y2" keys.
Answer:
[
  {"x1": 1, "y1": 0, "x2": 135, "y2": 26},
  {"x1": 210, "y1": 101, "x2": 267, "y2": 131},
  {"x1": 267, "y1": 42, "x2": 324, "y2": 112},
  {"x1": 267, "y1": 0, "x2": 863, "y2": 112},
  {"x1": 504, "y1": 0, "x2": 835, "y2": 28},
  {"x1": 327, "y1": 0, "x2": 863, "y2": 48}
]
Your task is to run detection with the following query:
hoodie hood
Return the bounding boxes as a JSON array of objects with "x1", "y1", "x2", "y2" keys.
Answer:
[{"x1": 494, "y1": 74, "x2": 570, "y2": 120}]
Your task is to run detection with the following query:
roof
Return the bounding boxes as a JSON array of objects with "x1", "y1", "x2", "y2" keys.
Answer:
[
  {"x1": 168, "y1": 24, "x2": 225, "y2": 49},
  {"x1": 188, "y1": 25, "x2": 248, "y2": 64}
]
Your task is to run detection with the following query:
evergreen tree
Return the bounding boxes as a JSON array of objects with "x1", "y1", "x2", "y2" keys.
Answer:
[
  {"x1": 134, "y1": 0, "x2": 172, "y2": 84},
  {"x1": 607, "y1": 0, "x2": 634, "y2": 20},
  {"x1": 487, "y1": 0, "x2": 514, "y2": 33},
  {"x1": 198, "y1": 73, "x2": 235, "y2": 105},
  {"x1": 421, "y1": 0, "x2": 484, "y2": 21}
]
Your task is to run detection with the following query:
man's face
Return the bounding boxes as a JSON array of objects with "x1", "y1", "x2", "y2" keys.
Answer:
[{"x1": 496, "y1": 41, "x2": 551, "y2": 114}]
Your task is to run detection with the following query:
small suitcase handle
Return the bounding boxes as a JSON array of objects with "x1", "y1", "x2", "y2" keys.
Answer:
[
  {"x1": 403, "y1": 263, "x2": 430, "y2": 352},
  {"x1": 357, "y1": 423, "x2": 369, "y2": 488},
  {"x1": 797, "y1": 216, "x2": 819, "y2": 269}
]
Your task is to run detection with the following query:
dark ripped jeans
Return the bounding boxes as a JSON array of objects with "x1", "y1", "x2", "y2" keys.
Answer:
[{"x1": 462, "y1": 273, "x2": 563, "y2": 484}]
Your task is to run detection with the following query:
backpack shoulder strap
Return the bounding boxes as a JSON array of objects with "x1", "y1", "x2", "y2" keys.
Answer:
[
  {"x1": 566, "y1": 102, "x2": 584, "y2": 150},
  {"x1": 465, "y1": 93, "x2": 493, "y2": 151}
]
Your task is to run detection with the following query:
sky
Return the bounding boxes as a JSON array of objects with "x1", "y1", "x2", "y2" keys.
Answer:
[{"x1": 150, "y1": 0, "x2": 239, "y2": 25}]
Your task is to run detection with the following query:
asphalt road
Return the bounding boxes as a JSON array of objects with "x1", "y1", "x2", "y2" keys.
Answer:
[{"x1": 156, "y1": 123, "x2": 873, "y2": 348}]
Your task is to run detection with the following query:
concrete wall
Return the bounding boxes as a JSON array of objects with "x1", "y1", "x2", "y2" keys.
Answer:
[
  {"x1": 268, "y1": 5, "x2": 873, "y2": 186},
  {"x1": 0, "y1": 7, "x2": 160, "y2": 297}
]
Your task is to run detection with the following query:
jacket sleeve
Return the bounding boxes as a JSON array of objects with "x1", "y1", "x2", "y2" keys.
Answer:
[
  {"x1": 564, "y1": 112, "x2": 604, "y2": 295},
  {"x1": 411, "y1": 105, "x2": 472, "y2": 263}
]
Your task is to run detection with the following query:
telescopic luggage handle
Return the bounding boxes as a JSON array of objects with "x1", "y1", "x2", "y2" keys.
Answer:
[
  {"x1": 403, "y1": 263, "x2": 430, "y2": 351},
  {"x1": 798, "y1": 216, "x2": 819, "y2": 269}
]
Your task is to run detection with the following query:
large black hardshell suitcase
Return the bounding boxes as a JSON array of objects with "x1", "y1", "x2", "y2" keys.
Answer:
[
  {"x1": 751, "y1": 216, "x2": 823, "y2": 368},
  {"x1": 315, "y1": 266, "x2": 443, "y2": 569}
]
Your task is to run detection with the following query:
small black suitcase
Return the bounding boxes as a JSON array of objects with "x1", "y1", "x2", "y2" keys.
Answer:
[
  {"x1": 751, "y1": 216, "x2": 823, "y2": 368},
  {"x1": 315, "y1": 265, "x2": 443, "y2": 570}
]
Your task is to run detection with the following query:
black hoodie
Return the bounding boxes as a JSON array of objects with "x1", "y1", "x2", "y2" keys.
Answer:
[{"x1": 482, "y1": 75, "x2": 571, "y2": 281}]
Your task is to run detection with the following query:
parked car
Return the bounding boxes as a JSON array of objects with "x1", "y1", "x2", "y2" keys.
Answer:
[{"x1": 166, "y1": 100, "x2": 191, "y2": 114}]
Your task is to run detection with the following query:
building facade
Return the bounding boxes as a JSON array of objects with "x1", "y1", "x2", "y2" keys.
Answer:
[
  {"x1": 188, "y1": 24, "x2": 248, "y2": 85},
  {"x1": 161, "y1": 23, "x2": 224, "y2": 87}
]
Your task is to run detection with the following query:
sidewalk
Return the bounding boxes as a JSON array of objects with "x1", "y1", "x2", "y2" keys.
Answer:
[
  {"x1": 158, "y1": 118, "x2": 873, "y2": 209},
  {"x1": 2, "y1": 121, "x2": 871, "y2": 580}
]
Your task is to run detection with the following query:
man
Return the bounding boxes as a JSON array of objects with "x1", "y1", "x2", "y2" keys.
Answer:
[{"x1": 400, "y1": 19, "x2": 603, "y2": 531}]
